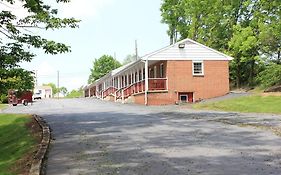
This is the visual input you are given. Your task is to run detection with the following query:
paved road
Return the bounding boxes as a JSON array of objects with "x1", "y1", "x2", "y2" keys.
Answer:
[{"x1": 3, "y1": 98, "x2": 281, "y2": 175}]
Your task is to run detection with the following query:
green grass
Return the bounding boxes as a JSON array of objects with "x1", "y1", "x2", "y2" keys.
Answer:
[
  {"x1": 0, "y1": 114, "x2": 36, "y2": 175},
  {"x1": 193, "y1": 95, "x2": 281, "y2": 114},
  {"x1": 0, "y1": 104, "x2": 8, "y2": 110}
]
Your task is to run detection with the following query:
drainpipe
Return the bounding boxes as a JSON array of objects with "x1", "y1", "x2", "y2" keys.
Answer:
[{"x1": 145, "y1": 59, "x2": 149, "y2": 105}]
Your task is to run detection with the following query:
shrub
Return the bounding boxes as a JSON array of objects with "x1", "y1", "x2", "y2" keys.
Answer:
[
  {"x1": 0, "y1": 94, "x2": 8, "y2": 104},
  {"x1": 257, "y1": 63, "x2": 281, "y2": 88}
]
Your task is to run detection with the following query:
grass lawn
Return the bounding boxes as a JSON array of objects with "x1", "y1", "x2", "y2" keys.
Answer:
[
  {"x1": 193, "y1": 95, "x2": 281, "y2": 114},
  {"x1": 0, "y1": 104, "x2": 8, "y2": 110},
  {"x1": 0, "y1": 114, "x2": 38, "y2": 175}
]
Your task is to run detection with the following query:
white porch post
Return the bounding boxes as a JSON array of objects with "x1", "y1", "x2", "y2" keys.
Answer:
[
  {"x1": 122, "y1": 89, "x2": 124, "y2": 104},
  {"x1": 88, "y1": 87, "x2": 90, "y2": 97},
  {"x1": 118, "y1": 76, "x2": 120, "y2": 89},
  {"x1": 145, "y1": 60, "x2": 149, "y2": 105}
]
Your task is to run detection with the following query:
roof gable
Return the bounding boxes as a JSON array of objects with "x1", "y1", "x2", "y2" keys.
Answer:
[{"x1": 142, "y1": 38, "x2": 233, "y2": 61}]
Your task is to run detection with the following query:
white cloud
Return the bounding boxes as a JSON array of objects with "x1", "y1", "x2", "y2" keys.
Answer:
[
  {"x1": 61, "y1": 76, "x2": 87, "y2": 91},
  {"x1": 36, "y1": 61, "x2": 57, "y2": 77},
  {"x1": 0, "y1": 1, "x2": 28, "y2": 18},
  {"x1": 58, "y1": 0, "x2": 115, "y2": 19}
]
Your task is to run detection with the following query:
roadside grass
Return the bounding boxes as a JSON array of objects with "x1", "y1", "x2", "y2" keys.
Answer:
[
  {"x1": 0, "y1": 104, "x2": 8, "y2": 110},
  {"x1": 193, "y1": 95, "x2": 281, "y2": 114},
  {"x1": 0, "y1": 114, "x2": 37, "y2": 175}
]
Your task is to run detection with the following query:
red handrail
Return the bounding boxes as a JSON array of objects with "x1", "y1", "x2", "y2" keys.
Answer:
[{"x1": 148, "y1": 78, "x2": 167, "y2": 90}]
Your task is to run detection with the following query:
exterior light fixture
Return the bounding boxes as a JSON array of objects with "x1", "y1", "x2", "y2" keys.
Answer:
[{"x1": 178, "y1": 43, "x2": 185, "y2": 49}]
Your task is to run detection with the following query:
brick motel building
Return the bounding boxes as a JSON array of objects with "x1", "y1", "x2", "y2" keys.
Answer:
[{"x1": 84, "y1": 38, "x2": 233, "y2": 105}]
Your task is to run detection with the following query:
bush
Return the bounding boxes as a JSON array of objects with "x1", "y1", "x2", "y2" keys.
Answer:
[
  {"x1": 0, "y1": 94, "x2": 8, "y2": 104},
  {"x1": 257, "y1": 63, "x2": 281, "y2": 88}
]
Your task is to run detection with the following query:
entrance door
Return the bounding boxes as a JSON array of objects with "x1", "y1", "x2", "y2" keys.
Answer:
[{"x1": 187, "y1": 92, "x2": 193, "y2": 103}]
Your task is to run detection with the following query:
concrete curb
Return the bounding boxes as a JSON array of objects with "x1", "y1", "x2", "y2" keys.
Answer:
[{"x1": 29, "y1": 115, "x2": 51, "y2": 175}]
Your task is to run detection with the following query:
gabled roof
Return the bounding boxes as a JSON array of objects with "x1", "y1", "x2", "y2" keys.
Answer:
[
  {"x1": 90, "y1": 37, "x2": 233, "y2": 85},
  {"x1": 142, "y1": 38, "x2": 233, "y2": 61}
]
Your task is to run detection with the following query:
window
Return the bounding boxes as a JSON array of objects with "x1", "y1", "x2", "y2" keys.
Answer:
[
  {"x1": 192, "y1": 61, "x2": 204, "y2": 76},
  {"x1": 159, "y1": 63, "x2": 164, "y2": 78}
]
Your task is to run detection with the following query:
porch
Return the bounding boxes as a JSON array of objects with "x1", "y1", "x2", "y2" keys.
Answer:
[{"x1": 96, "y1": 60, "x2": 168, "y2": 104}]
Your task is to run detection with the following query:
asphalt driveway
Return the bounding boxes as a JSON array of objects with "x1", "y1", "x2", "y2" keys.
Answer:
[{"x1": 3, "y1": 98, "x2": 281, "y2": 175}]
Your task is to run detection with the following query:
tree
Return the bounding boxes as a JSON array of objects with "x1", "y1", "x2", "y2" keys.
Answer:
[
  {"x1": 88, "y1": 55, "x2": 121, "y2": 83},
  {"x1": 123, "y1": 54, "x2": 138, "y2": 65},
  {"x1": 257, "y1": 64, "x2": 281, "y2": 88},
  {"x1": 66, "y1": 86, "x2": 83, "y2": 98},
  {"x1": 59, "y1": 87, "x2": 68, "y2": 96},
  {"x1": 43, "y1": 83, "x2": 58, "y2": 95},
  {"x1": 160, "y1": 0, "x2": 281, "y2": 88},
  {"x1": 0, "y1": 0, "x2": 79, "y2": 97}
]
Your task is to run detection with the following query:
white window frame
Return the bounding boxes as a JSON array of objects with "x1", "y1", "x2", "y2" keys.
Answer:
[{"x1": 192, "y1": 61, "x2": 204, "y2": 76}]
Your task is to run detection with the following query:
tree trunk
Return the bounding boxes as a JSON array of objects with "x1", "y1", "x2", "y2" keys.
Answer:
[{"x1": 249, "y1": 59, "x2": 255, "y2": 86}]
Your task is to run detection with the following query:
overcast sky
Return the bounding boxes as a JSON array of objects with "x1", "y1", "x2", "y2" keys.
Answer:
[{"x1": 19, "y1": 0, "x2": 169, "y2": 91}]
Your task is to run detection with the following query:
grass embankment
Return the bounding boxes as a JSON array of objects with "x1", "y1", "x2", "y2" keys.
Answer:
[
  {"x1": 0, "y1": 104, "x2": 8, "y2": 110},
  {"x1": 194, "y1": 95, "x2": 281, "y2": 114},
  {"x1": 0, "y1": 114, "x2": 40, "y2": 175}
]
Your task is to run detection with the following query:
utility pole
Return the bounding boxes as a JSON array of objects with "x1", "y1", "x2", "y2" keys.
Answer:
[
  {"x1": 135, "y1": 40, "x2": 138, "y2": 61},
  {"x1": 57, "y1": 70, "x2": 60, "y2": 99}
]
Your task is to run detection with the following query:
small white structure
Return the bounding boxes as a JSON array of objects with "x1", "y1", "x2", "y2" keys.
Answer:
[
  {"x1": 54, "y1": 92, "x2": 65, "y2": 98},
  {"x1": 33, "y1": 86, "x2": 53, "y2": 99}
]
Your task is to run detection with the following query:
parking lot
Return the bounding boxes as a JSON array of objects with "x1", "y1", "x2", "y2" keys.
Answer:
[{"x1": 3, "y1": 98, "x2": 281, "y2": 175}]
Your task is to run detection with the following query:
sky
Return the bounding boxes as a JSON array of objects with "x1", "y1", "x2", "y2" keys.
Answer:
[{"x1": 18, "y1": 0, "x2": 170, "y2": 91}]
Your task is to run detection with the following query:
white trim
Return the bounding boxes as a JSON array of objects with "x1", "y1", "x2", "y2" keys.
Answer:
[
  {"x1": 180, "y1": 95, "x2": 188, "y2": 102},
  {"x1": 145, "y1": 60, "x2": 149, "y2": 105},
  {"x1": 192, "y1": 61, "x2": 204, "y2": 76}
]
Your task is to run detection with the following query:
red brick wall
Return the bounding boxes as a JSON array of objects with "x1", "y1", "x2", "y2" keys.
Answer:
[
  {"x1": 132, "y1": 60, "x2": 230, "y2": 105},
  {"x1": 166, "y1": 60, "x2": 229, "y2": 102},
  {"x1": 134, "y1": 61, "x2": 229, "y2": 105}
]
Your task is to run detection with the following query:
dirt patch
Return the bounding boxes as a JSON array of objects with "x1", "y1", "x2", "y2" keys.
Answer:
[
  {"x1": 261, "y1": 92, "x2": 281, "y2": 96},
  {"x1": 264, "y1": 85, "x2": 281, "y2": 92},
  {"x1": 11, "y1": 117, "x2": 42, "y2": 175}
]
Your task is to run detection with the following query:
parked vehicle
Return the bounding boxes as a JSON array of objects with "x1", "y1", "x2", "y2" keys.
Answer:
[
  {"x1": 33, "y1": 92, "x2": 42, "y2": 100},
  {"x1": 8, "y1": 90, "x2": 33, "y2": 106}
]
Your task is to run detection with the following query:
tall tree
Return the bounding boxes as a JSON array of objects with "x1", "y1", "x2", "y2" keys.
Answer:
[
  {"x1": 88, "y1": 55, "x2": 121, "y2": 83},
  {"x1": 160, "y1": 0, "x2": 281, "y2": 88},
  {"x1": 0, "y1": 0, "x2": 79, "y2": 95},
  {"x1": 123, "y1": 54, "x2": 138, "y2": 65}
]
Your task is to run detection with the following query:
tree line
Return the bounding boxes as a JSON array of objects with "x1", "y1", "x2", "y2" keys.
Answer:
[
  {"x1": 0, "y1": 0, "x2": 79, "y2": 101},
  {"x1": 160, "y1": 0, "x2": 280, "y2": 89}
]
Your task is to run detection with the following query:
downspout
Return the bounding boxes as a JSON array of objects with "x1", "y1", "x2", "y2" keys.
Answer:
[{"x1": 144, "y1": 59, "x2": 149, "y2": 105}]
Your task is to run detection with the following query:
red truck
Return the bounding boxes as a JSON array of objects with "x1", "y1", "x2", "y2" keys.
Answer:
[{"x1": 8, "y1": 90, "x2": 33, "y2": 106}]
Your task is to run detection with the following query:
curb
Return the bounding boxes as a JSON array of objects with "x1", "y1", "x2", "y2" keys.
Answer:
[{"x1": 29, "y1": 115, "x2": 51, "y2": 175}]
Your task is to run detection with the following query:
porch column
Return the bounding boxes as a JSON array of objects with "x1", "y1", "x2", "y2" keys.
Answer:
[
  {"x1": 118, "y1": 76, "x2": 121, "y2": 89},
  {"x1": 88, "y1": 87, "x2": 90, "y2": 97},
  {"x1": 145, "y1": 60, "x2": 149, "y2": 105}
]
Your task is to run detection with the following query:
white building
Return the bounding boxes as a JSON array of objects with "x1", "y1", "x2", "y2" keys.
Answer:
[{"x1": 33, "y1": 86, "x2": 53, "y2": 99}]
